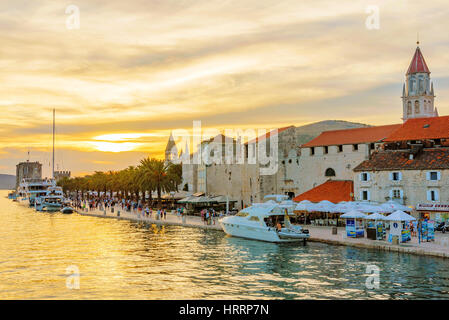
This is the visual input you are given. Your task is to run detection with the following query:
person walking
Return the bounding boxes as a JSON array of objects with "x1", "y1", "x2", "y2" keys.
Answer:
[{"x1": 205, "y1": 210, "x2": 210, "y2": 225}]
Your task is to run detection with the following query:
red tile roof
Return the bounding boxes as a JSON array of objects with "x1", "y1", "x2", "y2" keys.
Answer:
[
  {"x1": 302, "y1": 124, "x2": 401, "y2": 148},
  {"x1": 354, "y1": 148, "x2": 449, "y2": 171},
  {"x1": 384, "y1": 116, "x2": 449, "y2": 142},
  {"x1": 246, "y1": 126, "x2": 293, "y2": 145},
  {"x1": 407, "y1": 46, "x2": 430, "y2": 75},
  {"x1": 293, "y1": 180, "x2": 354, "y2": 203}
]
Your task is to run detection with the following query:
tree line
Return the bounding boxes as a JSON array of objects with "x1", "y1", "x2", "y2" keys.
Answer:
[{"x1": 57, "y1": 157, "x2": 182, "y2": 207}]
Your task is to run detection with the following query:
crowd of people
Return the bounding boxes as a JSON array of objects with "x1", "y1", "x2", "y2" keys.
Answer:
[
  {"x1": 71, "y1": 195, "x2": 187, "y2": 219},
  {"x1": 200, "y1": 208, "x2": 226, "y2": 225},
  {"x1": 70, "y1": 194, "x2": 230, "y2": 224}
]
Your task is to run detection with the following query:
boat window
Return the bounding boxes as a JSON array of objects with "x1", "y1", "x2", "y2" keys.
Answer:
[
  {"x1": 236, "y1": 211, "x2": 249, "y2": 217},
  {"x1": 264, "y1": 215, "x2": 285, "y2": 228},
  {"x1": 248, "y1": 216, "x2": 259, "y2": 221}
]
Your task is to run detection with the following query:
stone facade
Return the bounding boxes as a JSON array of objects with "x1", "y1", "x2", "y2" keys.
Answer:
[
  {"x1": 54, "y1": 170, "x2": 71, "y2": 181},
  {"x1": 180, "y1": 126, "x2": 302, "y2": 209},
  {"x1": 298, "y1": 143, "x2": 375, "y2": 195},
  {"x1": 354, "y1": 168, "x2": 449, "y2": 207},
  {"x1": 16, "y1": 161, "x2": 42, "y2": 189}
]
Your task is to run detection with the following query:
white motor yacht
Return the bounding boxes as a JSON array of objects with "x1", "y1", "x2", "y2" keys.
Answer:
[
  {"x1": 16, "y1": 178, "x2": 55, "y2": 207},
  {"x1": 219, "y1": 201, "x2": 310, "y2": 243},
  {"x1": 35, "y1": 186, "x2": 64, "y2": 212}
]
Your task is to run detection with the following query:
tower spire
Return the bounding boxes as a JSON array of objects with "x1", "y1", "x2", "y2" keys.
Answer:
[{"x1": 402, "y1": 43, "x2": 436, "y2": 122}]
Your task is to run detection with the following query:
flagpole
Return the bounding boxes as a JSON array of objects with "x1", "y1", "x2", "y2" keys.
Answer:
[{"x1": 52, "y1": 108, "x2": 55, "y2": 180}]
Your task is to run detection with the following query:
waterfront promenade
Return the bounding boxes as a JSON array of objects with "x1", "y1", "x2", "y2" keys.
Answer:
[{"x1": 77, "y1": 206, "x2": 449, "y2": 259}]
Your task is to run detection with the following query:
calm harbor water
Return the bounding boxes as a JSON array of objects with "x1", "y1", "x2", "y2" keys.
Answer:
[{"x1": 1, "y1": 191, "x2": 449, "y2": 299}]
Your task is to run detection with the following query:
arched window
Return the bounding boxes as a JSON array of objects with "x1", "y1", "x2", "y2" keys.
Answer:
[
  {"x1": 325, "y1": 168, "x2": 336, "y2": 177},
  {"x1": 415, "y1": 100, "x2": 420, "y2": 114},
  {"x1": 409, "y1": 77, "x2": 415, "y2": 92},
  {"x1": 407, "y1": 101, "x2": 412, "y2": 115}
]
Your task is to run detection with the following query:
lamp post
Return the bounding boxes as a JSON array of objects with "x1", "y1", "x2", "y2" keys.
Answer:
[{"x1": 170, "y1": 191, "x2": 175, "y2": 210}]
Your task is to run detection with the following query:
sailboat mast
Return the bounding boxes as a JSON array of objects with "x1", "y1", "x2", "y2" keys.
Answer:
[{"x1": 52, "y1": 108, "x2": 55, "y2": 179}]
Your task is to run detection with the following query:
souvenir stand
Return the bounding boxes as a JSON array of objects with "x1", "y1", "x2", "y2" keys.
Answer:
[
  {"x1": 386, "y1": 210, "x2": 416, "y2": 243},
  {"x1": 340, "y1": 210, "x2": 367, "y2": 238},
  {"x1": 421, "y1": 219, "x2": 435, "y2": 242},
  {"x1": 365, "y1": 213, "x2": 386, "y2": 240}
]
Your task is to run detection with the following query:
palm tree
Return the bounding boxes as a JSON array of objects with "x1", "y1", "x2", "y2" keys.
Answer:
[
  {"x1": 137, "y1": 158, "x2": 156, "y2": 205},
  {"x1": 138, "y1": 158, "x2": 172, "y2": 208},
  {"x1": 167, "y1": 164, "x2": 182, "y2": 192}
]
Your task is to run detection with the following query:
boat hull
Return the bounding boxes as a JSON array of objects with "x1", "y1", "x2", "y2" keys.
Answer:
[
  {"x1": 36, "y1": 203, "x2": 62, "y2": 212},
  {"x1": 220, "y1": 220, "x2": 307, "y2": 243},
  {"x1": 61, "y1": 207, "x2": 74, "y2": 214}
]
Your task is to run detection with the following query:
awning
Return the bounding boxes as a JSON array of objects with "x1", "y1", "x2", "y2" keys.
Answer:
[{"x1": 178, "y1": 194, "x2": 235, "y2": 204}]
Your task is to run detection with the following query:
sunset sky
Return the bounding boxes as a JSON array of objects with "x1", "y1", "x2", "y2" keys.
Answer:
[{"x1": 2, "y1": 0, "x2": 449, "y2": 176}]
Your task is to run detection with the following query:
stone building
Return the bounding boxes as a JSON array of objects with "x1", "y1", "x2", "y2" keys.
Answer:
[
  {"x1": 297, "y1": 124, "x2": 401, "y2": 194},
  {"x1": 15, "y1": 161, "x2": 42, "y2": 189},
  {"x1": 353, "y1": 116, "x2": 449, "y2": 213},
  {"x1": 54, "y1": 170, "x2": 71, "y2": 181},
  {"x1": 180, "y1": 126, "x2": 302, "y2": 209}
]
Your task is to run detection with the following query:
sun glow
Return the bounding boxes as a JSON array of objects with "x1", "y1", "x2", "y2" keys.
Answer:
[
  {"x1": 88, "y1": 141, "x2": 143, "y2": 153},
  {"x1": 93, "y1": 133, "x2": 157, "y2": 142}
]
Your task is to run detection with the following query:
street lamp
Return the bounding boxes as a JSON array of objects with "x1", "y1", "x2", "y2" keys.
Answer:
[{"x1": 170, "y1": 191, "x2": 176, "y2": 210}]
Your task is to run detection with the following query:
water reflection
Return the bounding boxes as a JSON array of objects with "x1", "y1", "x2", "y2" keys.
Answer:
[{"x1": 1, "y1": 191, "x2": 449, "y2": 299}]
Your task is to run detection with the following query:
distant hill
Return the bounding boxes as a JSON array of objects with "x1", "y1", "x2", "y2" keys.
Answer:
[
  {"x1": 0, "y1": 174, "x2": 15, "y2": 190},
  {"x1": 295, "y1": 120, "x2": 370, "y2": 145}
]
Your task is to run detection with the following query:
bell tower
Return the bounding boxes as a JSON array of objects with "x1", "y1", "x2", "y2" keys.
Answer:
[
  {"x1": 165, "y1": 131, "x2": 178, "y2": 163},
  {"x1": 402, "y1": 43, "x2": 437, "y2": 122}
]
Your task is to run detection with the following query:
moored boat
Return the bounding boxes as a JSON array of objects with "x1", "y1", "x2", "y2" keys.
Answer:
[
  {"x1": 16, "y1": 178, "x2": 55, "y2": 207},
  {"x1": 61, "y1": 206, "x2": 75, "y2": 214},
  {"x1": 219, "y1": 200, "x2": 310, "y2": 243},
  {"x1": 35, "y1": 186, "x2": 64, "y2": 212},
  {"x1": 61, "y1": 200, "x2": 75, "y2": 214}
]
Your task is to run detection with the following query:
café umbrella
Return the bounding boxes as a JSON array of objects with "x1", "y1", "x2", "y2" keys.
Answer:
[
  {"x1": 381, "y1": 200, "x2": 411, "y2": 213},
  {"x1": 340, "y1": 210, "x2": 368, "y2": 219},
  {"x1": 365, "y1": 212, "x2": 386, "y2": 220},
  {"x1": 386, "y1": 210, "x2": 416, "y2": 222}
]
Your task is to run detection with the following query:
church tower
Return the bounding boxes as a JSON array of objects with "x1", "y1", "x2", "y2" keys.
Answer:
[
  {"x1": 165, "y1": 132, "x2": 178, "y2": 163},
  {"x1": 402, "y1": 43, "x2": 438, "y2": 122}
]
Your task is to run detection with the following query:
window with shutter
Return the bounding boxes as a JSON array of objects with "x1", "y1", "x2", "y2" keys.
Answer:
[
  {"x1": 391, "y1": 172, "x2": 401, "y2": 181},
  {"x1": 429, "y1": 171, "x2": 439, "y2": 181},
  {"x1": 360, "y1": 172, "x2": 370, "y2": 182},
  {"x1": 361, "y1": 190, "x2": 369, "y2": 201},
  {"x1": 428, "y1": 189, "x2": 439, "y2": 201}
]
